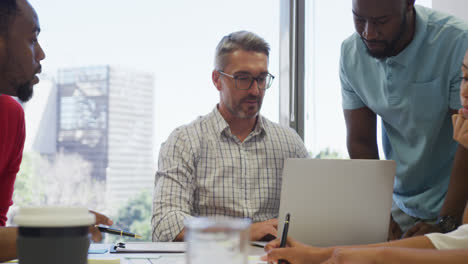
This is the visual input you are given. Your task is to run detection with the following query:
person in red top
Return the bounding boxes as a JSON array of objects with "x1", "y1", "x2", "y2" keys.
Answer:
[
  {"x1": 0, "y1": 95, "x2": 25, "y2": 226},
  {"x1": 0, "y1": 0, "x2": 42, "y2": 227},
  {"x1": 0, "y1": 0, "x2": 112, "y2": 261}
]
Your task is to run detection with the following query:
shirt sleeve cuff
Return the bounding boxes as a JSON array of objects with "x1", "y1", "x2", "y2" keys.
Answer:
[
  {"x1": 342, "y1": 100, "x2": 366, "y2": 110},
  {"x1": 152, "y1": 211, "x2": 193, "y2": 242}
]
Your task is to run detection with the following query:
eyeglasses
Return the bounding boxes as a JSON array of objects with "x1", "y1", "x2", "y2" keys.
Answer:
[{"x1": 218, "y1": 71, "x2": 275, "y2": 90}]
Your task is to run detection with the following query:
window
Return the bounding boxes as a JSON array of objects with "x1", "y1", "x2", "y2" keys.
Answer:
[
  {"x1": 11, "y1": 0, "x2": 435, "y2": 242},
  {"x1": 12, "y1": 0, "x2": 280, "y2": 242}
]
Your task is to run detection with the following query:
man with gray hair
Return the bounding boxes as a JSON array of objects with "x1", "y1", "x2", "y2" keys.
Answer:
[{"x1": 152, "y1": 30, "x2": 309, "y2": 242}]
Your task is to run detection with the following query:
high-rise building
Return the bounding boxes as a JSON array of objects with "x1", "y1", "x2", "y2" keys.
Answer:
[{"x1": 57, "y1": 66, "x2": 155, "y2": 208}]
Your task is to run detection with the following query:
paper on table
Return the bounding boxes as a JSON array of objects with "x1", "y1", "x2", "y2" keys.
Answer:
[
  {"x1": 125, "y1": 255, "x2": 184, "y2": 264},
  {"x1": 4, "y1": 259, "x2": 120, "y2": 264},
  {"x1": 121, "y1": 255, "x2": 266, "y2": 264},
  {"x1": 248, "y1": 255, "x2": 268, "y2": 264},
  {"x1": 110, "y1": 242, "x2": 186, "y2": 253},
  {"x1": 88, "y1": 259, "x2": 120, "y2": 264}
]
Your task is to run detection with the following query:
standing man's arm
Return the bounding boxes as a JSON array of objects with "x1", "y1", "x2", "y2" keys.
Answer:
[
  {"x1": 343, "y1": 107, "x2": 379, "y2": 160},
  {"x1": 340, "y1": 45, "x2": 402, "y2": 239},
  {"x1": 344, "y1": 107, "x2": 406, "y2": 240}
]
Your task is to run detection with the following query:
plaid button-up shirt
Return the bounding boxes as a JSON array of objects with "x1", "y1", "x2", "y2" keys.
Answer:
[{"x1": 152, "y1": 107, "x2": 309, "y2": 241}]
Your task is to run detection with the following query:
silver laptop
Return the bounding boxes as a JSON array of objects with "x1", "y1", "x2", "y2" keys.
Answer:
[{"x1": 278, "y1": 158, "x2": 396, "y2": 247}]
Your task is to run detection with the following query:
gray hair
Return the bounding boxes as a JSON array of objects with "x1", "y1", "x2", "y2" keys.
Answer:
[{"x1": 214, "y1": 30, "x2": 270, "y2": 71}]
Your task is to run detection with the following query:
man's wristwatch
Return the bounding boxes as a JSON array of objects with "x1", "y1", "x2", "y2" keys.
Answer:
[{"x1": 436, "y1": 215, "x2": 458, "y2": 233}]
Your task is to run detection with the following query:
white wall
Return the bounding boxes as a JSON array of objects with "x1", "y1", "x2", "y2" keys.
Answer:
[{"x1": 432, "y1": 0, "x2": 468, "y2": 21}]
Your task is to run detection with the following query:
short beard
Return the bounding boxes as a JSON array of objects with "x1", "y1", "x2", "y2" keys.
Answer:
[
  {"x1": 16, "y1": 81, "x2": 33, "y2": 102},
  {"x1": 227, "y1": 97, "x2": 262, "y2": 119},
  {"x1": 362, "y1": 13, "x2": 408, "y2": 59},
  {"x1": 228, "y1": 104, "x2": 259, "y2": 119}
]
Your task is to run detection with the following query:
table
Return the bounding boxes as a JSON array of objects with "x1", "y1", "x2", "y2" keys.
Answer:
[
  {"x1": 2, "y1": 243, "x2": 267, "y2": 264},
  {"x1": 88, "y1": 243, "x2": 267, "y2": 264}
]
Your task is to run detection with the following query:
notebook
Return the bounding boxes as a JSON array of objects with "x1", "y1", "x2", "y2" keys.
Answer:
[{"x1": 278, "y1": 158, "x2": 396, "y2": 247}]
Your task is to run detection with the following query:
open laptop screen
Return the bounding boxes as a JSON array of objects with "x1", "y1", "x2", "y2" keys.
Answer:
[{"x1": 278, "y1": 159, "x2": 396, "y2": 246}]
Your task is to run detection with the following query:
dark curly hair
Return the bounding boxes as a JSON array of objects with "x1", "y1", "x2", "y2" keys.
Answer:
[{"x1": 0, "y1": 0, "x2": 18, "y2": 37}]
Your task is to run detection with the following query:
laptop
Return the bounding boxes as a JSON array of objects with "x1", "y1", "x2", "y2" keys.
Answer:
[{"x1": 278, "y1": 158, "x2": 396, "y2": 247}]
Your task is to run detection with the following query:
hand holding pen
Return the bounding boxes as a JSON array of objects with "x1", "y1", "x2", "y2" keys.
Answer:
[
  {"x1": 278, "y1": 213, "x2": 290, "y2": 264},
  {"x1": 263, "y1": 222, "x2": 322, "y2": 264},
  {"x1": 89, "y1": 210, "x2": 113, "y2": 242}
]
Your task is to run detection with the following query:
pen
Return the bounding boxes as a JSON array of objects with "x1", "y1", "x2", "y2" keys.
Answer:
[
  {"x1": 95, "y1": 225, "x2": 142, "y2": 239},
  {"x1": 278, "y1": 213, "x2": 290, "y2": 264}
]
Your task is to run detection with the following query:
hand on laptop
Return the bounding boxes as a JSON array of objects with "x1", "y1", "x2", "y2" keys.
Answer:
[
  {"x1": 262, "y1": 236, "x2": 330, "y2": 264},
  {"x1": 250, "y1": 218, "x2": 278, "y2": 241}
]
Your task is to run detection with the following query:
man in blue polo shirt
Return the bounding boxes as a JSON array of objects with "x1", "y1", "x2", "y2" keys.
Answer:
[{"x1": 340, "y1": 0, "x2": 468, "y2": 239}]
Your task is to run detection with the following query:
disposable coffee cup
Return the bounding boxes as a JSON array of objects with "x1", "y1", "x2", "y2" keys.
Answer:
[
  {"x1": 14, "y1": 206, "x2": 95, "y2": 264},
  {"x1": 185, "y1": 217, "x2": 251, "y2": 264}
]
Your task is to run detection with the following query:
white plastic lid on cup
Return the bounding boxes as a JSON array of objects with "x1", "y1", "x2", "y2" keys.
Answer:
[{"x1": 14, "y1": 206, "x2": 95, "y2": 227}]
